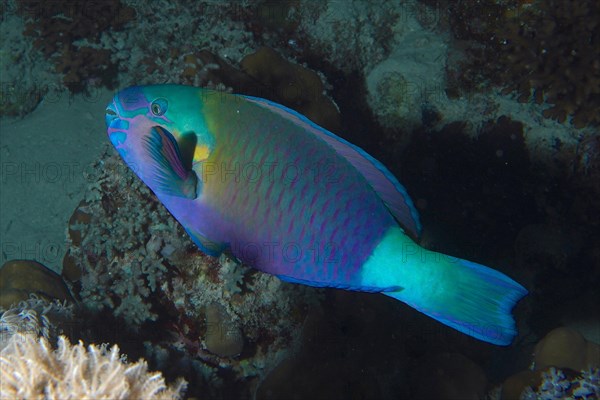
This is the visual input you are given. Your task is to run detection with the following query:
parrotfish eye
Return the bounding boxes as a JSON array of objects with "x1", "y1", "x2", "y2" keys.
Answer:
[{"x1": 150, "y1": 98, "x2": 168, "y2": 116}]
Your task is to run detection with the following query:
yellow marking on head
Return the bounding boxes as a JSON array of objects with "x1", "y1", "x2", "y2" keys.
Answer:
[{"x1": 193, "y1": 144, "x2": 210, "y2": 163}]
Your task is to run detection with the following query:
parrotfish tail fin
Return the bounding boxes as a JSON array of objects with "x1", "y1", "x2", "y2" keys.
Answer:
[
  {"x1": 391, "y1": 257, "x2": 527, "y2": 345},
  {"x1": 363, "y1": 229, "x2": 528, "y2": 345}
]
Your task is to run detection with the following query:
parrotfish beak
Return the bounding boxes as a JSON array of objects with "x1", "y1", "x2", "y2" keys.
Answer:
[
  {"x1": 105, "y1": 99, "x2": 119, "y2": 128},
  {"x1": 105, "y1": 97, "x2": 130, "y2": 133}
]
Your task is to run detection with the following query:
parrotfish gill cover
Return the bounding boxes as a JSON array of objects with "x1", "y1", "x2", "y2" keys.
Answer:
[{"x1": 105, "y1": 84, "x2": 527, "y2": 346}]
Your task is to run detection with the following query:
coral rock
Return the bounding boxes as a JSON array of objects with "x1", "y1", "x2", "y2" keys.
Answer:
[
  {"x1": 241, "y1": 47, "x2": 341, "y2": 133},
  {"x1": 534, "y1": 327, "x2": 600, "y2": 371},
  {"x1": 0, "y1": 259, "x2": 72, "y2": 309},
  {"x1": 17, "y1": 0, "x2": 135, "y2": 92},
  {"x1": 450, "y1": 0, "x2": 600, "y2": 127},
  {"x1": 205, "y1": 303, "x2": 244, "y2": 358}
]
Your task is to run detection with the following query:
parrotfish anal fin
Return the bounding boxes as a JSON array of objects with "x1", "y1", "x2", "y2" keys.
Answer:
[
  {"x1": 242, "y1": 95, "x2": 422, "y2": 238},
  {"x1": 143, "y1": 126, "x2": 199, "y2": 199},
  {"x1": 277, "y1": 274, "x2": 402, "y2": 293},
  {"x1": 184, "y1": 227, "x2": 225, "y2": 257}
]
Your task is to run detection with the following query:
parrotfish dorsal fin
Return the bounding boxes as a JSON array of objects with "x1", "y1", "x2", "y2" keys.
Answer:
[
  {"x1": 242, "y1": 95, "x2": 422, "y2": 238},
  {"x1": 143, "y1": 126, "x2": 199, "y2": 199}
]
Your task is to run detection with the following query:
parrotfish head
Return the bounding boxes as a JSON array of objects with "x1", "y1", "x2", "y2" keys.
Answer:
[{"x1": 105, "y1": 84, "x2": 215, "y2": 189}]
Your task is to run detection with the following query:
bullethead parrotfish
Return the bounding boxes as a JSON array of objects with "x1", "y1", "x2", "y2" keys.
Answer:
[{"x1": 105, "y1": 84, "x2": 527, "y2": 345}]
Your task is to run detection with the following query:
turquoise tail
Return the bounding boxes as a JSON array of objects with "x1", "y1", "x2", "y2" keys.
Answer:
[
  {"x1": 361, "y1": 228, "x2": 528, "y2": 346},
  {"x1": 385, "y1": 257, "x2": 527, "y2": 345}
]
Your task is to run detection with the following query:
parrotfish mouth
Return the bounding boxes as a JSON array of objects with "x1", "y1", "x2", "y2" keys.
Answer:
[
  {"x1": 105, "y1": 98, "x2": 131, "y2": 135},
  {"x1": 105, "y1": 99, "x2": 119, "y2": 128}
]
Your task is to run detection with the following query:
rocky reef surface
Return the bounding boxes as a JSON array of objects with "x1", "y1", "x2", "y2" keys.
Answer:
[{"x1": 1, "y1": 0, "x2": 598, "y2": 399}]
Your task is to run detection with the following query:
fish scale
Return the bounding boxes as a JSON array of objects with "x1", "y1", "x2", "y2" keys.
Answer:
[{"x1": 198, "y1": 99, "x2": 394, "y2": 284}]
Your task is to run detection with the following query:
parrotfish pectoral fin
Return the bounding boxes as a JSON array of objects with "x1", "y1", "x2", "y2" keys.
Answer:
[
  {"x1": 361, "y1": 228, "x2": 528, "y2": 346},
  {"x1": 143, "y1": 126, "x2": 199, "y2": 199}
]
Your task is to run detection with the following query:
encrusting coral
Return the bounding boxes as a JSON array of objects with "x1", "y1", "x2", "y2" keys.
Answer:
[
  {"x1": 0, "y1": 333, "x2": 186, "y2": 399},
  {"x1": 16, "y1": 0, "x2": 135, "y2": 92},
  {"x1": 448, "y1": 0, "x2": 600, "y2": 127},
  {"x1": 496, "y1": 1, "x2": 600, "y2": 127}
]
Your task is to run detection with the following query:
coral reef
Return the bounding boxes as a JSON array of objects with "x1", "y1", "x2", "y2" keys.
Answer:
[
  {"x1": 140, "y1": 49, "x2": 237, "y2": 90},
  {"x1": 63, "y1": 147, "x2": 323, "y2": 397},
  {"x1": 0, "y1": 332, "x2": 186, "y2": 399},
  {"x1": 0, "y1": 6, "x2": 56, "y2": 116},
  {"x1": 97, "y1": 1, "x2": 255, "y2": 88},
  {"x1": 64, "y1": 148, "x2": 191, "y2": 326},
  {"x1": 218, "y1": 256, "x2": 247, "y2": 295},
  {"x1": 500, "y1": 327, "x2": 600, "y2": 399},
  {"x1": 0, "y1": 297, "x2": 73, "y2": 349},
  {"x1": 533, "y1": 327, "x2": 599, "y2": 372},
  {"x1": 448, "y1": 0, "x2": 600, "y2": 127},
  {"x1": 241, "y1": 46, "x2": 341, "y2": 132},
  {"x1": 364, "y1": 29, "x2": 447, "y2": 131},
  {"x1": 17, "y1": 0, "x2": 135, "y2": 92},
  {"x1": 296, "y1": 0, "x2": 404, "y2": 73},
  {"x1": 0, "y1": 259, "x2": 74, "y2": 309},
  {"x1": 294, "y1": 0, "x2": 447, "y2": 132},
  {"x1": 205, "y1": 303, "x2": 244, "y2": 357},
  {"x1": 519, "y1": 367, "x2": 600, "y2": 400},
  {"x1": 249, "y1": 0, "x2": 300, "y2": 37}
]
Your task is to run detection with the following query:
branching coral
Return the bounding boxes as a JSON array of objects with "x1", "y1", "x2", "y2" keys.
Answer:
[
  {"x1": 218, "y1": 255, "x2": 247, "y2": 295},
  {"x1": 0, "y1": 333, "x2": 186, "y2": 399},
  {"x1": 66, "y1": 147, "x2": 189, "y2": 329}
]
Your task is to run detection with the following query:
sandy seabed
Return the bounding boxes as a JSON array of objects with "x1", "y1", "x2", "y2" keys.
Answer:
[{"x1": 0, "y1": 89, "x2": 115, "y2": 272}]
